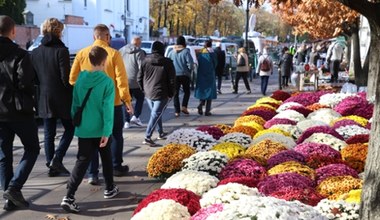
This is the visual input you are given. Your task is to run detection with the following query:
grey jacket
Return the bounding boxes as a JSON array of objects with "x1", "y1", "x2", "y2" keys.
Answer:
[{"x1": 119, "y1": 44, "x2": 146, "y2": 89}]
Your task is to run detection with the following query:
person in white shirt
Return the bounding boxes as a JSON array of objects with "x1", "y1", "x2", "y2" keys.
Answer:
[
  {"x1": 256, "y1": 48, "x2": 273, "y2": 96},
  {"x1": 326, "y1": 41, "x2": 344, "y2": 83}
]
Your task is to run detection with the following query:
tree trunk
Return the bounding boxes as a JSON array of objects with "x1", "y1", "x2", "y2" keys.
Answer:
[
  {"x1": 157, "y1": 0, "x2": 163, "y2": 29},
  {"x1": 352, "y1": 26, "x2": 368, "y2": 87},
  {"x1": 360, "y1": 20, "x2": 380, "y2": 220},
  {"x1": 163, "y1": 0, "x2": 168, "y2": 27}
]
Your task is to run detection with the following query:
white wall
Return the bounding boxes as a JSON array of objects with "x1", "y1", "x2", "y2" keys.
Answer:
[
  {"x1": 26, "y1": 0, "x2": 73, "y2": 27},
  {"x1": 128, "y1": 0, "x2": 149, "y2": 40}
]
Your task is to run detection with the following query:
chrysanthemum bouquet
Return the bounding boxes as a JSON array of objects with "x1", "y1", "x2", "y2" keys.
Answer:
[{"x1": 182, "y1": 151, "x2": 229, "y2": 176}]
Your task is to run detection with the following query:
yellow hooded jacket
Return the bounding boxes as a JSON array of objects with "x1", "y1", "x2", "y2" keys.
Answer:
[{"x1": 69, "y1": 39, "x2": 131, "y2": 106}]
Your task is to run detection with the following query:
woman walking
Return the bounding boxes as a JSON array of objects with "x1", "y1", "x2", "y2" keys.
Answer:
[
  {"x1": 195, "y1": 40, "x2": 217, "y2": 116},
  {"x1": 233, "y1": 47, "x2": 251, "y2": 94}
]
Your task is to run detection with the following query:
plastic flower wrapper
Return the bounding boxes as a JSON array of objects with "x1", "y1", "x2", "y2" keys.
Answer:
[
  {"x1": 251, "y1": 132, "x2": 296, "y2": 149},
  {"x1": 318, "y1": 93, "x2": 357, "y2": 108},
  {"x1": 218, "y1": 158, "x2": 267, "y2": 181},
  {"x1": 316, "y1": 176, "x2": 363, "y2": 200},
  {"x1": 234, "y1": 115, "x2": 266, "y2": 127},
  {"x1": 331, "y1": 119, "x2": 363, "y2": 130},
  {"x1": 339, "y1": 189, "x2": 361, "y2": 204},
  {"x1": 244, "y1": 109, "x2": 277, "y2": 121},
  {"x1": 270, "y1": 187, "x2": 325, "y2": 206},
  {"x1": 133, "y1": 188, "x2": 201, "y2": 216},
  {"x1": 315, "y1": 199, "x2": 360, "y2": 220},
  {"x1": 200, "y1": 183, "x2": 262, "y2": 207},
  {"x1": 131, "y1": 199, "x2": 191, "y2": 220},
  {"x1": 217, "y1": 176, "x2": 260, "y2": 188},
  {"x1": 264, "y1": 118, "x2": 297, "y2": 129},
  {"x1": 253, "y1": 128, "x2": 291, "y2": 139},
  {"x1": 182, "y1": 151, "x2": 229, "y2": 176},
  {"x1": 214, "y1": 124, "x2": 232, "y2": 134},
  {"x1": 297, "y1": 120, "x2": 329, "y2": 132},
  {"x1": 334, "y1": 96, "x2": 374, "y2": 119},
  {"x1": 334, "y1": 115, "x2": 368, "y2": 127},
  {"x1": 191, "y1": 204, "x2": 224, "y2": 220},
  {"x1": 346, "y1": 134, "x2": 370, "y2": 144},
  {"x1": 258, "y1": 172, "x2": 316, "y2": 195},
  {"x1": 147, "y1": 143, "x2": 195, "y2": 179},
  {"x1": 307, "y1": 108, "x2": 342, "y2": 124},
  {"x1": 196, "y1": 125, "x2": 225, "y2": 140},
  {"x1": 277, "y1": 101, "x2": 304, "y2": 112},
  {"x1": 273, "y1": 109, "x2": 306, "y2": 122},
  {"x1": 219, "y1": 132, "x2": 252, "y2": 149},
  {"x1": 297, "y1": 126, "x2": 344, "y2": 144},
  {"x1": 316, "y1": 164, "x2": 359, "y2": 185},
  {"x1": 294, "y1": 142, "x2": 342, "y2": 160},
  {"x1": 228, "y1": 125, "x2": 258, "y2": 137},
  {"x1": 303, "y1": 133, "x2": 348, "y2": 151},
  {"x1": 288, "y1": 105, "x2": 313, "y2": 117},
  {"x1": 341, "y1": 143, "x2": 368, "y2": 173},
  {"x1": 161, "y1": 170, "x2": 219, "y2": 196},
  {"x1": 270, "y1": 124, "x2": 303, "y2": 140},
  {"x1": 166, "y1": 128, "x2": 217, "y2": 152},
  {"x1": 241, "y1": 106, "x2": 276, "y2": 117},
  {"x1": 211, "y1": 142, "x2": 246, "y2": 160},
  {"x1": 271, "y1": 90, "x2": 291, "y2": 101},
  {"x1": 244, "y1": 139, "x2": 288, "y2": 166},
  {"x1": 335, "y1": 125, "x2": 370, "y2": 140},
  {"x1": 207, "y1": 195, "x2": 327, "y2": 220},
  {"x1": 307, "y1": 103, "x2": 331, "y2": 111},
  {"x1": 268, "y1": 161, "x2": 316, "y2": 181},
  {"x1": 256, "y1": 96, "x2": 282, "y2": 105},
  {"x1": 267, "y1": 150, "x2": 306, "y2": 169}
]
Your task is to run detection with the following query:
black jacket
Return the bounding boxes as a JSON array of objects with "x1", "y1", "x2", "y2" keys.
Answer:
[
  {"x1": 31, "y1": 34, "x2": 72, "y2": 119},
  {"x1": 214, "y1": 47, "x2": 226, "y2": 76},
  {"x1": 279, "y1": 52, "x2": 293, "y2": 77},
  {"x1": 138, "y1": 53, "x2": 176, "y2": 100},
  {"x1": 0, "y1": 37, "x2": 36, "y2": 121}
]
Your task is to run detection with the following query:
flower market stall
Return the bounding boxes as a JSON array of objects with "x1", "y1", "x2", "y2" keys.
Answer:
[{"x1": 132, "y1": 89, "x2": 372, "y2": 220}]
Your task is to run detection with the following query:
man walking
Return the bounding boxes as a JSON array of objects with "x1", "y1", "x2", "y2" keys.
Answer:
[
  {"x1": 326, "y1": 41, "x2": 344, "y2": 83},
  {"x1": 119, "y1": 36, "x2": 146, "y2": 128},
  {"x1": 214, "y1": 42, "x2": 225, "y2": 94},
  {"x1": 167, "y1": 36, "x2": 193, "y2": 117},
  {"x1": 0, "y1": 15, "x2": 40, "y2": 211},
  {"x1": 70, "y1": 24, "x2": 133, "y2": 182}
]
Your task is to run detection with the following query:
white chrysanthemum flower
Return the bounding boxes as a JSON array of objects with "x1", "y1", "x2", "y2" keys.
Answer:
[{"x1": 131, "y1": 199, "x2": 191, "y2": 220}]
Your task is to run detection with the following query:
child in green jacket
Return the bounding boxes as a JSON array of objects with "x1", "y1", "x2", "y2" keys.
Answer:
[{"x1": 61, "y1": 46, "x2": 118, "y2": 213}]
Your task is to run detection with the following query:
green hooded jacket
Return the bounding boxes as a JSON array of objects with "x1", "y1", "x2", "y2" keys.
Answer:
[{"x1": 72, "y1": 70, "x2": 115, "y2": 138}]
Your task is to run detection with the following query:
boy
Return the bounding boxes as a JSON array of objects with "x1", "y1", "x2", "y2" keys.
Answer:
[{"x1": 60, "y1": 46, "x2": 119, "y2": 213}]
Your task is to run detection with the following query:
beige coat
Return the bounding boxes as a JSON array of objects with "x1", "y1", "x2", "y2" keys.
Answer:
[{"x1": 236, "y1": 53, "x2": 250, "y2": 72}]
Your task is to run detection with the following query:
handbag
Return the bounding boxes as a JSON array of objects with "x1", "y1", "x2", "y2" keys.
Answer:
[
  {"x1": 73, "y1": 88, "x2": 93, "y2": 126},
  {"x1": 237, "y1": 54, "x2": 246, "y2": 67}
]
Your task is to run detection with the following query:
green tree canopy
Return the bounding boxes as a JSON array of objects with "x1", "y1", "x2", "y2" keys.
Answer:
[{"x1": 0, "y1": 0, "x2": 26, "y2": 24}]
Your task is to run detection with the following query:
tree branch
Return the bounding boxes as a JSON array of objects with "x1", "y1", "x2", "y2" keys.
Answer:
[{"x1": 338, "y1": 0, "x2": 380, "y2": 23}]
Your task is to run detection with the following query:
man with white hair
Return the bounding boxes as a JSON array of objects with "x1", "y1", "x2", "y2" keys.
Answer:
[{"x1": 119, "y1": 36, "x2": 146, "y2": 128}]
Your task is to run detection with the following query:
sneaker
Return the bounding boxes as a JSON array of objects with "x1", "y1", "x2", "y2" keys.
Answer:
[
  {"x1": 175, "y1": 113, "x2": 180, "y2": 117},
  {"x1": 205, "y1": 112, "x2": 212, "y2": 116},
  {"x1": 88, "y1": 176, "x2": 99, "y2": 185},
  {"x1": 48, "y1": 168, "x2": 59, "y2": 177},
  {"x1": 113, "y1": 165, "x2": 129, "y2": 177},
  {"x1": 104, "y1": 185, "x2": 119, "y2": 199},
  {"x1": 197, "y1": 105, "x2": 203, "y2": 115},
  {"x1": 49, "y1": 158, "x2": 70, "y2": 175},
  {"x1": 157, "y1": 132, "x2": 168, "y2": 140},
  {"x1": 217, "y1": 90, "x2": 222, "y2": 94},
  {"x1": 3, "y1": 200, "x2": 17, "y2": 211},
  {"x1": 232, "y1": 91, "x2": 238, "y2": 94},
  {"x1": 3, "y1": 188, "x2": 29, "y2": 208},
  {"x1": 124, "y1": 122, "x2": 130, "y2": 129},
  {"x1": 130, "y1": 116, "x2": 143, "y2": 126},
  {"x1": 246, "y1": 90, "x2": 251, "y2": 94},
  {"x1": 181, "y1": 107, "x2": 189, "y2": 115},
  {"x1": 143, "y1": 138, "x2": 157, "y2": 147},
  {"x1": 61, "y1": 196, "x2": 80, "y2": 213}
]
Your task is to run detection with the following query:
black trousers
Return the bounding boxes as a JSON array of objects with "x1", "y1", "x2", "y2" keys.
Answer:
[
  {"x1": 67, "y1": 138, "x2": 114, "y2": 197},
  {"x1": 174, "y1": 75, "x2": 191, "y2": 113},
  {"x1": 330, "y1": 60, "x2": 340, "y2": 83},
  {"x1": 234, "y1": 71, "x2": 251, "y2": 92}
]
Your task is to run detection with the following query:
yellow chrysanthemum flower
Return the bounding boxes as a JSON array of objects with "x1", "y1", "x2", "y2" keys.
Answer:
[
  {"x1": 268, "y1": 161, "x2": 316, "y2": 180},
  {"x1": 211, "y1": 142, "x2": 246, "y2": 160},
  {"x1": 235, "y1": 115, "x2": 266, "y2": 127},
  {"x1": 253, "y1": 128, "x2": 291, "y2": 139},
  {"x1": 332, "y1": 115, "x2": 368, "y2": 127},
  {"x1": 247, "y1": 103, "x2": 277, "y2": 111},
  {"x1": 256, "y1": 97, "x2": 282, "y2": 105}
]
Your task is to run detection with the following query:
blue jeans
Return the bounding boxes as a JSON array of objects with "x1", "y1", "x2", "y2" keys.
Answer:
[
  {"x1": 88, "y1": 105, "x2": 124, "y2": 177},
  {"x1": 43, "y1": 118, "x2": 74, "y2": 165},
  {"x1": 0, "y1": 120, "x2": 40, "y2": 191},
  {"x1": 260, "y1": 76, "x2": 269, "y2": 95},
  {"x1": 145, "y1": 98, "x2": 168, "y2": 138},
  {"x1": 124, "y1": 88, "x2": 145, "y2": 122}
]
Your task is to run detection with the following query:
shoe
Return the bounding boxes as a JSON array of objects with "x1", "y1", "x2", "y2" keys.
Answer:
[
  {"x1": 49, "y1": 158, "x2": 70, "y2": 175},
  {"x1": 61, "y1": 196, "x2": 80, "y2": 213},
  {"x1": 143, "y1": 138, "x2": 157, "y2": 147},
  {"x1": 104, "y1": 185, "x2": 119, "y2": 199},
  {"x1": 157, "y1": 132, "x2": 168, "y2": 140},
  {"x1": 130, "y1": 116, "x2": 143, "y2": 126},
  {"x1": 181, "y1": 107, "x2": 189, "y2": 115},
  {"x1": 48, "y1": 168, "x2": 59, "y2": 177},
  {"x1": 232, "y1": 91, "x2": 238, "y2": 94},
  {"x1": 88, "y1": 176, "x2": 99, "y2": 185},
  {"x1": 246, "y1": 90, "x2": 251, "y2": 94},
  {"x1": 197, "y1": 105, "x2": 203, "y2": 115},
  {"x1": 205, "y1": 112, "x2": 212, "y2": 116},
  {"x1": 3, "y1": 188, "x2": 29, "y2": 208},
  {"x1": 124, "y1": 122, "x2": 130, "y2": 129},
  {"x1": 113, "y1": 165, "x2": 129, "y2": 177},
  {"x1": 175, "y1": 113, "x2": 180, "y2": 117},
  {"x1": 217, "y1": 90, "x2": 222, "y2": 94},
  {"x1": 3, "y1": 200, "x2": 17, "y2": 211}
]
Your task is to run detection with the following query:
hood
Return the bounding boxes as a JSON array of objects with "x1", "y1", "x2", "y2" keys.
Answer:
[
  {"x1": 123, "y1": 44, "x2": 140, "y2": 54},
  {"x1": 0, "y1": 37, "x2": 18, "y2": 61},
  {"x1": 77, "y1": 70, "x2": 110, "y2": 89},
  {"x1": 174, "y1": 45, "x2": 185, "y2": 52},
  {"x1": 41, "y1": 34, "x2": 66, "y2": 47},
  {"x1": 148, "y1": 53, "x2": 166, "y2": 66}
]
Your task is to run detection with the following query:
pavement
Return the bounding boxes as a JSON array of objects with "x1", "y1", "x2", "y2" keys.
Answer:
[{"x1": 0, "y1": 70, "x2": 285, "y2": 220}]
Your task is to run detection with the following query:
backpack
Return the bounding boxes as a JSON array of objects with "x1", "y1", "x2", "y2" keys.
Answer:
[
  {"x1": 260, "y1": 56, "x2": 270, "y2": 71},
  {"x1": 237, "y1": 54, "x2": 246, "y2": 66}
]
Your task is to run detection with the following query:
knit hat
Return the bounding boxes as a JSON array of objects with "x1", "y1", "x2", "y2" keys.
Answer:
[
  {"x1": 176, "y1": 36, "x2": 186, "y2": 47},
  {"x1": 152, "y1": 41, "x2": 165, "y2": 55}
]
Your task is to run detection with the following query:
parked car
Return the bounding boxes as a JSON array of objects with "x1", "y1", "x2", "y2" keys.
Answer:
[
  {"x1": 110, "y1": 37, "x2": 126, "y2": 50},
  {"x1": 141, "y1": 40, "x2": 155, "y2": 54}
]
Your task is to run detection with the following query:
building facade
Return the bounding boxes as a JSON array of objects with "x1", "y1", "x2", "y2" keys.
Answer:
[{"x1": 25, "y1": 0, "x2": 149, "y2": 41}]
